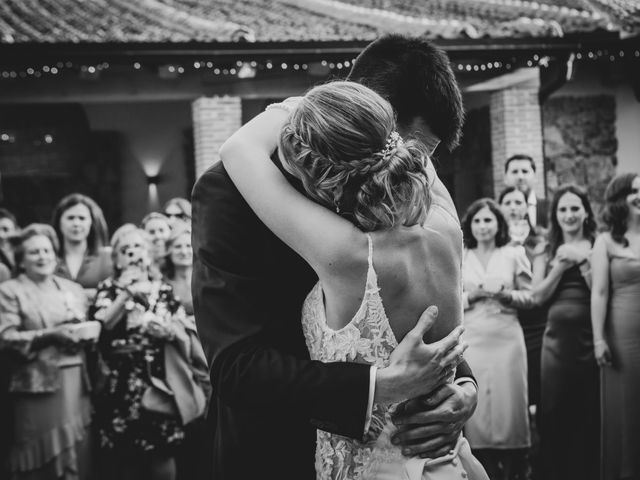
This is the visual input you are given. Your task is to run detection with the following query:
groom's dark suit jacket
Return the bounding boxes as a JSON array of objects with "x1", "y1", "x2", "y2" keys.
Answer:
[
  {"x1": 192, "y1": 162, "x2": 474, "y2": 479},
  {"x1": 192, "y1": 163, "x2": 371, "y2": 479}
]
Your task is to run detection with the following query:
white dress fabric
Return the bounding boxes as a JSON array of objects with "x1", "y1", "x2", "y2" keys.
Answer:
[
  {"x1": 302, "y1": 234, "x2": 489, "y2": 480},
  {"x1": 461, "y1": 246, "x2": 533, "y2": 449}
]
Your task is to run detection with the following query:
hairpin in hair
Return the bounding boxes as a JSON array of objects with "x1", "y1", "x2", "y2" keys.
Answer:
[{"x1": 379, "y1": 131, "x2": 403, "y2": 158}]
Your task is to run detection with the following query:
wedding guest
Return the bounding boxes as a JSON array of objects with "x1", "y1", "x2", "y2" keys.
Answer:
[
  {"x1": 91, "y1": 224, "x2": 204, "y2": 480},
  {"x1": 52, "y1": 193, "x2": 112, "y2": 300},
  {"x1": 461, "y1": 198, "x2": 534, "y2": 480},
  {"x1": 499, "y1": 186, "x2": 546, "y2": 413},
  {"x1": 0, "y1": 224, "x2": 93, "y2": 480},
  {"x1": 163, "y1": 222, "x2": 194, "y2": 315},
  {"x1": 141, "y1": 212, "x2": 171, "y2": 271},
  {"x1": 499, "y1": 187, "x2": 541, "y2": 250},
  {"x1": 0, "y1": 208, "x2": 16, "y2": 478},
  {"x1": 162, "y1": 198, "x2": 192, "y2": 230},
  {"x1": 0, "y1": 208, "x2": 18, "y2": 273},
  {"x1": 591, "y1": 172, "x2": 640, "y2": 480},
  {"x1": 531, "y1": 184, "x2": 599, "y2": 480},
  {"x1": 503, "y1": 154, "x2": 548, "y2": 228},
  {"x1": 162, "y1": 222, "x2": 211, "y2": 480}
]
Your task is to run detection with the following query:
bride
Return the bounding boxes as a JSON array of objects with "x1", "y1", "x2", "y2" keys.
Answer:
[{"x1": 220, "y1": 81, "x2": 487, "y2": 480}]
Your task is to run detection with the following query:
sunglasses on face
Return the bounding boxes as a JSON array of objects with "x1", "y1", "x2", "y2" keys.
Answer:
[{"x1": 165, "y1": 212, "x2": 188, "y2": 220}]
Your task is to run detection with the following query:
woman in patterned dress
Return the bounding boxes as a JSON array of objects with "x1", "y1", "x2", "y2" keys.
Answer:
[{"x1": 90, "y1": 224, "x2": 186, "y2": 480}]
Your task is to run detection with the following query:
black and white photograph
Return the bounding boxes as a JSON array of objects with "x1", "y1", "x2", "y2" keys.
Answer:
[{"x1": 0, "y1": 1, "x2": 639, "y2": 479}]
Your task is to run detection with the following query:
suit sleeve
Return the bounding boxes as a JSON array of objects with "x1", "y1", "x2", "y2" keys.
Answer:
[{"x1": 191, "y1": 165, "x2": 371, "y2": 439}]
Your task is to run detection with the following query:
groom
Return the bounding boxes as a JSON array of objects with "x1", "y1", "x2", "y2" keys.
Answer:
[{"x1": 192, "y1": 35, "x2": 477, "y2": 479}]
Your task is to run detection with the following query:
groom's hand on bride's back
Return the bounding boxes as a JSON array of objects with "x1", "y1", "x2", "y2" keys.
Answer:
[{"x1": 374, "y1": 306, "x2": 466, "y2": 405}]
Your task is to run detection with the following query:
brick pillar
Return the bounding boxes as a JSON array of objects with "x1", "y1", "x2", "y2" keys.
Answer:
[
  {"x1": 490, "y1": 86, "x2": 545, "y2": 198},
  {"x1": 192, "y1": 96, "x2": 242, "y2": 178}
]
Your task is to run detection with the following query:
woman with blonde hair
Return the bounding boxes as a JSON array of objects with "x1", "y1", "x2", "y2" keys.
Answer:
[
  {"x1": 220, "y1": 81, "x2": 486, "y2": 480},
  {"x1": 141, "y1": 212, "x2": 171, "y2": 272},
  {"x1": 90, "y1": 224, "x2": 204, "y2": 480}
]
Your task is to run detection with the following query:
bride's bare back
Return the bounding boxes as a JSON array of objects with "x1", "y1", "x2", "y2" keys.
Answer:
[{"x1": 321, "y1": 205, "x2": 462, "y2": 344}]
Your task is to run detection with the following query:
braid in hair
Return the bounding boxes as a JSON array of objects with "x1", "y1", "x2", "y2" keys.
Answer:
[{"x1": 278, "y1": 80, "x2": 431, "y2": 230}]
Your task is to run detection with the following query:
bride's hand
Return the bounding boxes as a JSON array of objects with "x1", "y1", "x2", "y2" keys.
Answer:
[{"x1": 265, "y1": 96, "x2": 303, "y2": 115}]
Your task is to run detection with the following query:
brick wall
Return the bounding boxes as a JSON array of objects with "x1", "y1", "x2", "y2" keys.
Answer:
[
  {"x1": 490, "y1": 87, "x2": 545, "y2": 198},
  {"x1": 192, "y1": 96, "x2": 242, "y2": 178}
]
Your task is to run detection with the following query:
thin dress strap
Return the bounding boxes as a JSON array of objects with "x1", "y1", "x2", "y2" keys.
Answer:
[{"x1": 365, "y1": 233, "x2": 380, "y2": 293}]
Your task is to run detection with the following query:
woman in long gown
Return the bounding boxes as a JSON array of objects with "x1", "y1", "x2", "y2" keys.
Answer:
[
  {"x1": 531, "y1": 184, "x2": 599, "y2": 480},
  {"x1": 460, "y1": 198, "x2": 534, "y2": 480},
  {"x1": 591, "y1": 172, "x2": 640, "y2": 480},
  {"x1": 219, "y1": 82, "x2": 487, "y2": 479}
]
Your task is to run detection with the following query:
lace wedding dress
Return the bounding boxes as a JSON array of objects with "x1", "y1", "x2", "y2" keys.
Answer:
[{"x1": 302, "y1": 234, "x2": 488, "y2": 480}]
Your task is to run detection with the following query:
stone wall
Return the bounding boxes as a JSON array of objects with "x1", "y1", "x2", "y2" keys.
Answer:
[{"x1": 542, "y1": 95, "x2": 617, "y2": 215}]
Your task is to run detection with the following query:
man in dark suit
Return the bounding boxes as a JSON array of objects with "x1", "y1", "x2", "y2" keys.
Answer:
[
  {"x1": 503, "y1": 154, "x2": 549, "y2": 229},
  {"x1": 192, "y1": 35, "x2": 478, "y2": 480}
]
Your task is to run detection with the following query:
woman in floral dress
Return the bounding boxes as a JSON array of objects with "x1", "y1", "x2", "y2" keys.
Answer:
[{"x1": 90, "y1": 224, "x2": 186, "y2": 480}]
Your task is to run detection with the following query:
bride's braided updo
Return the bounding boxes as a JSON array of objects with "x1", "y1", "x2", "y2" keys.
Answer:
[{"x1": 279, "y1": 81, "x2": 430, "y2": 232}]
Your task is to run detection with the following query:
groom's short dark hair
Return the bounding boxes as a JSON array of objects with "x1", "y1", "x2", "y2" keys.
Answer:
[{"x1": 347, "y1": 34, "x2": 464, "y2": 151}]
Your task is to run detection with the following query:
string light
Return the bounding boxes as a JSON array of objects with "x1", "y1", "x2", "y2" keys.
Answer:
[{"x1": 2, "y1": 49, "x2": 638, "y2": 81}]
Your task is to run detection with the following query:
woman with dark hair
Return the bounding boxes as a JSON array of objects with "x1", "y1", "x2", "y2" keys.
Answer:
[
  {"x1": 52, "y1": 194, "x2": 112, "y2": 299},
  {"x1": 499, "y1": 186, "x2": 547, "y2": 412},
  {"x1": 591, "y1": 172, "x2": 640, "y2": 480},
  {"x1": 0, "y1": 207, "x2": 18, "y2": 274},
  {"x1": 498, "y1": 186, "x2": 544, "y2": 252},
  {"x1": 460, "y1": 198, "x2": 533, "y2": 480},
  {"x1": 531, "y1": 184, "x2": 599, "y2": 480},
  {"x1": 0, "y1": 224, "x2": 95, "y2": 480}
]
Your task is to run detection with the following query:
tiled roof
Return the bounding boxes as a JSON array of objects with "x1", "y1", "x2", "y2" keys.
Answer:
[{"x1": 0, "y1": 0, "x2": 636, "y2": 44}]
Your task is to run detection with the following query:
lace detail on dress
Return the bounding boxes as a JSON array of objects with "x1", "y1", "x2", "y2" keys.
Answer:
[{"x1": 301, "y1": 234, "x2": 402, "y2": 480}]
